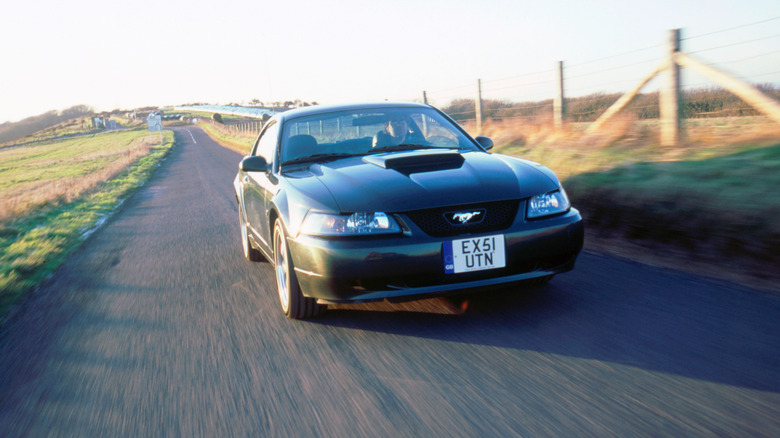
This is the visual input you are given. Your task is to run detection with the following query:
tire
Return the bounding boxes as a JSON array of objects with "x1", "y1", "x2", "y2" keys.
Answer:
[
  {"x1": 239, "y1": 205, "x2": 263, "y2": 262},
  {"x1": 273, "y1": 219, "x2": 326, "y2": 319}
]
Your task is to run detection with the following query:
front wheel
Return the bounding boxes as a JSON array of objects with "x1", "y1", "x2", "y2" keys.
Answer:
[{"x1": 273, "y1": 220, "x2": 325, "y2": 319}]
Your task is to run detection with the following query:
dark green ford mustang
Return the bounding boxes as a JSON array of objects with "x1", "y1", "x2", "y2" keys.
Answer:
[{"x1": 234, "y1": 102, "x2": 583, "y2": 319}]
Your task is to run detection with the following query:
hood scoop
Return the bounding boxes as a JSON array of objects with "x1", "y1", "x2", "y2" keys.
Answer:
[{"x1": 363, "y1": 150, "x2": 465, "y2": 175}]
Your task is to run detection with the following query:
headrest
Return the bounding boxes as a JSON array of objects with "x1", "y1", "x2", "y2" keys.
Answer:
[{"x1": 286, "y1": 134, "x2": 318, "y2": 160}]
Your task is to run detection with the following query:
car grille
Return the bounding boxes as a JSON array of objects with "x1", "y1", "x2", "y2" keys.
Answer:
[{"x1": 403, "y1": 200, "x2": 520, "y2": 237}]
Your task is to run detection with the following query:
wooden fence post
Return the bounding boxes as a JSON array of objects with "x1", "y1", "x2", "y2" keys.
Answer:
[
  {"x1": 585, "y1": 62, "x2": 666, "y2": 134},
  {"x1": 661, "y1": 28, "x2": 682, "y2": 146},
  {"x1": 475, "y1": 79, "x2": 484, "y2": 134},
  {"x1": 675, "y1": 51, "x2": 780, "y2": 126},
  {"x1": 554, "y1": 61, "x2": 565, "y2": 130}
]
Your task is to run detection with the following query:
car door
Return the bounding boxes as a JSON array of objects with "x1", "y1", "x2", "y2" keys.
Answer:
[{"x1": 242, "y1": 121, "x2": 280, "y2": 254}]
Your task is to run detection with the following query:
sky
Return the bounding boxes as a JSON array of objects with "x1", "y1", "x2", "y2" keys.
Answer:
[{"x1": 1, "y1": 0, "x2": 778, "y2": 123}]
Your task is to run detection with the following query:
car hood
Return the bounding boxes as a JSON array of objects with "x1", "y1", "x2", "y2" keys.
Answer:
[{"x1": 283, "y1": 150, "x2": 560, "y2": 213}]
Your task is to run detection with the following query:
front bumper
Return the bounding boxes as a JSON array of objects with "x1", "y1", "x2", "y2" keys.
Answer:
[{"x1": 289, "y1": 208, "x2": 584, "y2": 304}]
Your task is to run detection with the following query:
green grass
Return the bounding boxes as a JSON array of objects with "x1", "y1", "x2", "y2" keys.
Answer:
[
  {"x1": 1, "y1": 130, "x2": 144, "y2": 190},
  {"x1": 0, "y1": 129, "x2": 175, "y2": 317},
  {"x1": 197, "y1": 121, "x2": 254, "y2": 155},
  {"x1": 564, "y1": 143, "x2": 780, "y2": 261}
]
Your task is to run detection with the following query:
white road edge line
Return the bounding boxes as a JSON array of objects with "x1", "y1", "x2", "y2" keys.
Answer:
[{"x1": 186, "y1": 129, "x2": 197, "y2": 144}]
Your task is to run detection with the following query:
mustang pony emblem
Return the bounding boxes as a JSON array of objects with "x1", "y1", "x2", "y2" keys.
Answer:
[{"x1": 447, "y1": 210, "x2": 486, "y2": 224}]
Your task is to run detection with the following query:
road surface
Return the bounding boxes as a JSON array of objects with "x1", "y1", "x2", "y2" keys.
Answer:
[{"x1": 1, "y1": 126, "x2": 778, "y2": 436}]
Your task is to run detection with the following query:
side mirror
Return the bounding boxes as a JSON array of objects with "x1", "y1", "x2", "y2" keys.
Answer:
[
  {"x1": 475, "y1": 136, "x2": 494, "y2": 150},
  {"x1": 239, "y1": 155, "x2": 270, "y2": 172}
]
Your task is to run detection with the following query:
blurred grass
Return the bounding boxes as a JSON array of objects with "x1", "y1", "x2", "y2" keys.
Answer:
[
  {"x1": 0, "y1": 128, "x2": 175, "y2": 318},
  {"x1": 197, "y1": 121, "x2": 254, "y2": 154},
  {"x1": 565, "y1": 145, "x2": 780, "y2": 261},
  {"x1": 0, "y1": 129, "x2": 157, "y2": 220}
]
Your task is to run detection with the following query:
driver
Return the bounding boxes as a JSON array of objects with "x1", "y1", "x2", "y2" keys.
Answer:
[{"x1": 372, "y1": 116, "x2": 411, "y2": 148}]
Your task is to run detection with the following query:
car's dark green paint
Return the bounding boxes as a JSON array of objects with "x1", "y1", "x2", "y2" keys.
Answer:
[{"x1": 234, "y1": 102, "x2": 583, "y2": 318}]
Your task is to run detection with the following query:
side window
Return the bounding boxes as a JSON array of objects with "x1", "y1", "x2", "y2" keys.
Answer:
[{"x1": 254, "y1": 122, "x2": 279, "y2": 163}]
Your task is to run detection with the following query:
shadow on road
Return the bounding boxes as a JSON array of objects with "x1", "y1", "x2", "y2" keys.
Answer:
[{"x1": 315, "y1": 254, "x2": 780, "y2": 394}]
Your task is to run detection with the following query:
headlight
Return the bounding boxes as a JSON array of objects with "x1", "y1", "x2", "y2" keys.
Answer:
[
  {"x1": 527, "y1": 188, "x2": 570, "y2": 219},
  {"x1": 300, "y1": 212, "x2": 401, "y2": 236}
]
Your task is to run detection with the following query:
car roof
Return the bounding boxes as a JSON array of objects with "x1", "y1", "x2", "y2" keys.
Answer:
[{"x1": 275, "y1": 102, "x2": 433, "y2": 122}]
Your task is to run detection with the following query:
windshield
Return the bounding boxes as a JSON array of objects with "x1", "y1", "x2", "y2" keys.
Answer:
[{"x1": 280, "y1": 107, "x2": 478, "y2": 165}]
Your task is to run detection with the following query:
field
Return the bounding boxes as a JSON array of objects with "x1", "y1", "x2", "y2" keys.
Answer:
[
  {"x1": 1, "y1": 126, "x2": 152, "y2": 220},
  {"x1": 0, "y1": 127, "x2": 175, "y2": 316}
]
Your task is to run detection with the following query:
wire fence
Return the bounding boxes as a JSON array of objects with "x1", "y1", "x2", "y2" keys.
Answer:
[
  {"x1": 197, "y1": 116, "x2": 262, "y2": 136},
  {"x1": 402, "y1": 17, "x2": 780, "y2": 128}
]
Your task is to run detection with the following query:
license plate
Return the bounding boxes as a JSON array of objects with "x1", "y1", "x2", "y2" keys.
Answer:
[{"x1": 443, "y1": 234, "x2": 506, "y2": 274}]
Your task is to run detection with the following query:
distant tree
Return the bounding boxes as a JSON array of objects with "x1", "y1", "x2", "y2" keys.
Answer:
[
  {"x1": 212, "y1": 113, "x2": 223, "y2": 123},
  {"x1": 61, "y1": 104, "x2": 94, "y2": 118},
  {"x1": 441, "y1": 98, "x2": 476, "y2": 121}
]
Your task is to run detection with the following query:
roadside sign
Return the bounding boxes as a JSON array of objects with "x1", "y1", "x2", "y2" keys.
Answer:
[
  {"x1": 147, "y1": 113, "x2": 162, "y2": 132},
  {"x1": 147, "y1": 113, "x2": 163, "y2": 143}
]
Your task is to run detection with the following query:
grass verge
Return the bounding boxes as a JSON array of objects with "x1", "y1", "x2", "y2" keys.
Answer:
[
  {"x1": 196, "y1": 121, "x2": 254, "y2": 155},
  {"x1": 0, "y1": 129, "x2": 175, "y2": 318},
  {"x1": 564, "y1": 144, "x2": 780, "y2": 289}
]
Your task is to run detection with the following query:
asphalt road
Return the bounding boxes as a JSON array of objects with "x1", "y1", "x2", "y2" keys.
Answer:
[{"x1": 1, "y1": 126, "x2": 778, "y2": 437}]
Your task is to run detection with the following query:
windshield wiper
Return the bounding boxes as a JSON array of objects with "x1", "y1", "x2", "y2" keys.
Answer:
[
  {"x1": 282, "y1": 153, "x2": 361, "y2": 166},
  {"x1": 368, "y1": 144, "x2": 439, "y2": 154}
]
